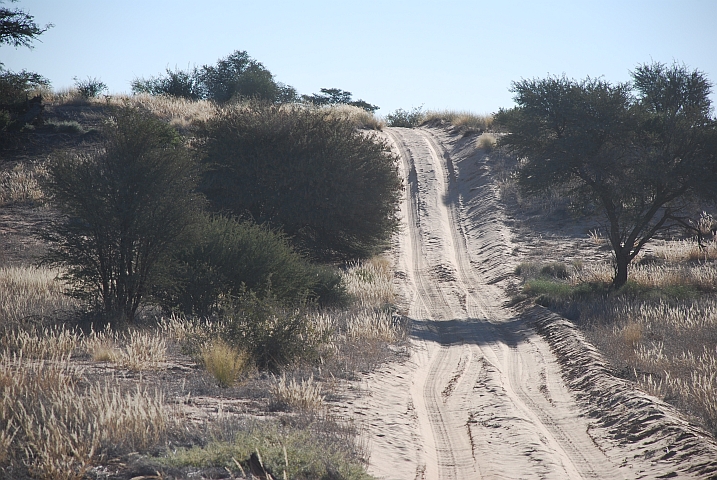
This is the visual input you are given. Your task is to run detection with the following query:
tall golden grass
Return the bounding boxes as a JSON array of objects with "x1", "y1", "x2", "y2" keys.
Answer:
[{"x1": 529, "y1": 237, "x2": 717, "y2": 434}]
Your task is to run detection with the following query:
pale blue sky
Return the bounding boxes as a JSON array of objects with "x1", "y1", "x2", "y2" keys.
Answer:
[{"x1": 2, "y1": 0, "x2": 716, "y2": 115}]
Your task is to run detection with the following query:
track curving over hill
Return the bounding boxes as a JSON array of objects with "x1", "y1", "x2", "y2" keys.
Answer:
[{"x1": 350, "y1": 126, "x2": 717, "y2": 480}]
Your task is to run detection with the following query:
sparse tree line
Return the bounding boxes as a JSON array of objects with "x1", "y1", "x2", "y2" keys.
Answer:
[{"x1": 41, "y1": 104, "x2": 402, "y2": 327}]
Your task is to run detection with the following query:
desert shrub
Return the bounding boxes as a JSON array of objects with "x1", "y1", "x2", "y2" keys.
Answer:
[
  {"x1": 386, "y1": 105, "x2": 424, "y2": 128},
  {"x1": 0, "y1": 69, "x2": 48, "y2": 142},
  {"x1": 131, "y1": 66, "x2": 203, "y2": 100},
  {"x1": 223, "y1": 294, "x2": 324, "y2": 371},
  {"x1": 73, "y1": 76, "x2": 107, "y2": 98},
  {"x1": 0, "y1": 68, "x2": 48, "y2": 105},
  {"x1": 132, "y1": 51, "x2": 296, "y2": 104},
  {"x1": 157, "y1": 214, "x2": 343, "y2": 315},
  {"x1": 41, "y1": 106, "x2": 204, "y2": 323},
  {"x1": 199, "y1": 103, "x2": 402, "y2": 260}
]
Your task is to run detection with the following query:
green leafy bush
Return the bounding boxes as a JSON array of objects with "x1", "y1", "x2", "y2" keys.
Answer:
[
  {"x1": 158, "y1": 215, "x2": 341, "y2": 315},
  {"x1": 223, "y1": 294, "x2": 322, "y2": 371},
  {"x1": 199, "y1": 103, "x2": 402, "y2": 260},
  {"x1": 41, "y1": 106, "x2": 204, "y2": 323},
  {"x1": 386, "y1": 105, "x2": 424, "y2": 127},
  {"x1": 131, "y1": 67, "x2": 203, "y2": 100},
  {"x1": 73, "y1": 76, "x2": 107, "y2": 98},
  {"x1": 131, "y1": 51, "x2": 297, "y2": 103}
]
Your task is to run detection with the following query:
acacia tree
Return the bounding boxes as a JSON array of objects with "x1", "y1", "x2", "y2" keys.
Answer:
[
  {"x1": 496, "y1": 62, "x2": 717, "y2": 288},
  {"x1": 0, "y1": 0, "x2": 51, "y2": 49},
  {"x1": 42, "y1": 107, "x2": 203, "y2": 322}
]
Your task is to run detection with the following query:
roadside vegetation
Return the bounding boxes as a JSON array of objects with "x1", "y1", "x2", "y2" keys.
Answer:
[
  {"x1": 499, "y1": 61, "x2": 717, "y2": 438},
  {"x1": 1, "y1": 16, "x2": 404, "y2": 476}
]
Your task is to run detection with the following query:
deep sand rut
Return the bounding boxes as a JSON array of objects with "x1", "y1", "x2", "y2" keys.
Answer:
[{"x1": 347, "y1": 127, "x2": 717, "y2": 479}]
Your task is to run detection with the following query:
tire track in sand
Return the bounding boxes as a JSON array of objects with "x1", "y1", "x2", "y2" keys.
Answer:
[{"x1": 370, "y1": 127, "x2": 620, "y2": 479}]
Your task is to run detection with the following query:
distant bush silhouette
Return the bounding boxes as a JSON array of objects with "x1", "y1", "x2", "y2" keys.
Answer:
[
  {"x1": 386, "y1": 106, "x2": 424, "y2": 127},
  {"x1": 199, "y1": 102, "x2": 402, "y2": 260},
  {"x1": 131, "y1": 50, "x2": 298, "y2": 103},
  {"x1": 302, "y1": 87, "x2": 378, "y2": 112}
]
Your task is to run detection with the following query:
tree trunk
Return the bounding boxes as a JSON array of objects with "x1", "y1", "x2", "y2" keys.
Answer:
[{"x1": 613, "y1": 252, "x2": 629, "y2": 289}]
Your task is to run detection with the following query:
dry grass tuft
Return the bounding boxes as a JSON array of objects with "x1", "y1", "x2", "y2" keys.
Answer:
[
  {"x1": 3, "y1": 325, "x2": 81, "y2": 359},
  {"x1": 48, "y1": 90, "x2": 217, "y2": 131},
  {"x1": 0, "y1": 162, "x2": 46, "y2": 206},
  {"x1": 423, "y1": 110, "x2": 494, "y2": 132},
  {"x1": 202, "y1": 340, "x2": 249, "y2": 387},
  {"x1": 271, "y1": 373, "x2": 324, "y2": 411},
  {"x1": 477, "y1": 133, "x2": 497, "y2": 151},
  {"x1": 0, "y1": 266, "x2": 78, "y2": 326},
  {"x1": 83, "y1": 327, "x2": 167, "y2": 371},
  {"x1": 0, "y1": 347, "x2": 170, "y2": 478},
  {"x1": 343, "y1": 257, "x2": 395, "y2": 308},
  {"x1": 322, "y1": 104, "x2": 384, "y2": 130}
]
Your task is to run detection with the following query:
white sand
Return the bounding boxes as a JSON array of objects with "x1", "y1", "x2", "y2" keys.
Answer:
[{"x1": 343, "y1": 126, "x2": 717, "y2": 479}]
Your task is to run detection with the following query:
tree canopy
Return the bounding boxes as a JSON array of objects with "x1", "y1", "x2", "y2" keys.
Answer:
[
  {"x1": 42, "y1": 107, "x2": 204, "y2": 323},
  {"x1": 199, "y1": 103, "x2": 402, "y2": 260},
  {"x1": 302, "y1": 88, "x2": 379, "y2": 113},
  {"x1": 0, "y1": 0, "x2": 51, "y2": 49},
  {"x1": 131, "y1": 50, "x2": 298, "y2": 104},
  {"x1": 496, "y1": 62, "x2": 717, "y2": 288}
]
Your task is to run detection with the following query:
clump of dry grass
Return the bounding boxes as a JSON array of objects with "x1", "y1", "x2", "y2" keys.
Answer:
[
  {"x1": 0, "y1": 347, "x2": 170, "y2": 479},
  {"x1": 0, "y1": 266, "x2": 78, "y2": 326},
  {"x1": 0, "y1": 162, "x2": 46, "y2": 206},
  {"x1": 48, "y1": 90, "x2": 217, "y2": 131},
  {"x1": 322, "y1": 104, "x2": 384, "y2": 130},
  {"x1": 201, "y1": 340, "x2": 249, "y2": 387},
  {"x1": 477, "y1": 133, "x2": 497, "y2": 151},
  {"x1": 343, "y1": 257, "x2": 395, "y2": 308},
  {"x1": 651, "y1": 238, "x2": 717, "y2": 262},
  {"x1": 423, "y1": 110, "x2": 494, "y2": 132},
  {"x1": 271, "y1": 373, "x2": 324, "y2": 411},
  {"x1": 3, "y1": 325, "x2": 81, "y2": 359},
  {"x1": 83, "y1": 327, "x2": 167, "y2": 371}
]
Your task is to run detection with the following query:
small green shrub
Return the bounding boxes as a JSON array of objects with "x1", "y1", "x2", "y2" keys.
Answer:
[
  {"x1": 46, "y1": 120, "x2": 84, "y2": 134},
  {"x1": 131, "y1": 67, "x2": 203, "y2": 100},
  {"x1": 386, "y1": 105, "x2": 424, "y2": 128},
  {"x1": 223, "y1": 294, "x2": 323, "y2": 371},
  {"x1": 159, "y1": 215, "x2": 337, "y2": 316},
  {"x1": 160, "y1": 419, "x2": 372, "y2": 480},
  {"x1": 73, "y1": 76, "x2": 107, "y2": 98}
]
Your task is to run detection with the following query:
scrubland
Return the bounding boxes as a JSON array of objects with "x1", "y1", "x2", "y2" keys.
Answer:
[
  {"x1": 0, "y1": 92, "x2": 404, "y2": 479},
  {"x1": 504, "y1": 169, "x2": 717, "y2": 437}
]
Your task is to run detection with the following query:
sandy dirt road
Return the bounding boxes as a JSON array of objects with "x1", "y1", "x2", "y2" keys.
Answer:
[
  {"x1": 338, "y1": 125, "x2": 717, "y2": 480},
  {"x1": 350, "y1": 126, "x2": 619, "y2": 479}
]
